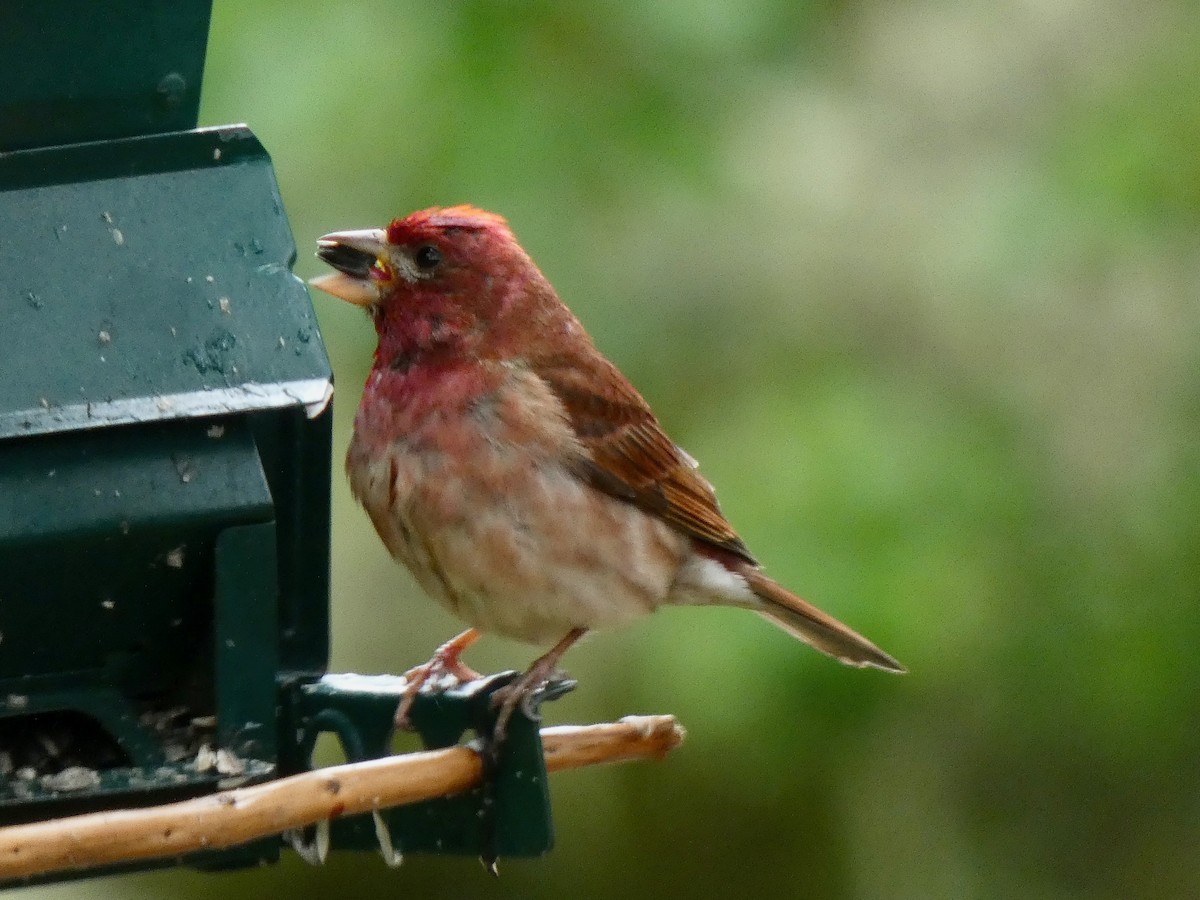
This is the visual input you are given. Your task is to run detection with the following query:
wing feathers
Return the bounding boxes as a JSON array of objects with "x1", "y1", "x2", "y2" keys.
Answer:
[{"x1": 532, "y1": 351, "x2": 753, "y2": 561}]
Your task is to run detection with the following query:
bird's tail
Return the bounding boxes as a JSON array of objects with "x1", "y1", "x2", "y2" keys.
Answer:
[{"x1": 742, "y1": 569, "x2": 906, "y2": 673}]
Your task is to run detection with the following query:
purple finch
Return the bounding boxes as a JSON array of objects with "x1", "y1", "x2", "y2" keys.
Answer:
[{"x1": 311, "y1": 206, "x2": 903, "y2": 734}]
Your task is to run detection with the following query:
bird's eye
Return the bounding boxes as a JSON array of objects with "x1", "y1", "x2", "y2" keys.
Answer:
[{"x1": 414, "y1": 244, "x2": 442, "y2": 272}]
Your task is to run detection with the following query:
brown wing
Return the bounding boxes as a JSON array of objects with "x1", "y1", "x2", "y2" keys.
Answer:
[{"x1": 532, "y1": 350, "x2": 756, "y2": 564}]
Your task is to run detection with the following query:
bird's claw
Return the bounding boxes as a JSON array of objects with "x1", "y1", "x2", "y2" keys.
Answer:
[
  {"x1": 525, "y1": 673, "x2": 577, "y2": 708},
  {"x1": 488, "y1": 669, "x2": 574, "y2": 745},
  {"x1": 394, "y1": 630, "x2": 483, "y2": 730}
]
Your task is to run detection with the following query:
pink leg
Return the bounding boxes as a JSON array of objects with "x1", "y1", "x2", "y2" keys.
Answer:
[
  {"x1": 394, "y1": 628, "x2": 482, "y2": 729},
  {"x1": 492, "y1": 627, "x2": 588, "y2": 741}
]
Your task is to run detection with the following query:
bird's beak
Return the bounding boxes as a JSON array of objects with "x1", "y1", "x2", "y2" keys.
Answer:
[{"x1": 309, "y1": 228, "x2": 390, "y2": 307}]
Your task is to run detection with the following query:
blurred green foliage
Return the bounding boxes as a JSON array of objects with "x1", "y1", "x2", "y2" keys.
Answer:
[{"x1": 28, "y1": 1, "x2": 1200, "y2": 898}]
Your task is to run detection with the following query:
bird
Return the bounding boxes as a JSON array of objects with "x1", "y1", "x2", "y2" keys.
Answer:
[{"x1": 310, "y1": 205, "x2": 904, "y2": 738}]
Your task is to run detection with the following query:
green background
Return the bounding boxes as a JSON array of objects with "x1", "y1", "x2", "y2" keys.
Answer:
[{"x1": 25, "y1": 1, "x2": 1200, "y2": 898}]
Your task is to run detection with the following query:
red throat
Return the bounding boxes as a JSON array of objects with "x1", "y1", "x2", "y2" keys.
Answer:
[{"x1": 371, "y1": 287, "x2": 476, "y2": 371}]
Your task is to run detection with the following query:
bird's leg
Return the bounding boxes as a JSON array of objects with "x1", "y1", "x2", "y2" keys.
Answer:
[
  {"x1": 491, "y1": 627, "x2": 588, "y2": 743},
  {"x1": 394, "y1": 628, "x2": 482, "y2": 729}
]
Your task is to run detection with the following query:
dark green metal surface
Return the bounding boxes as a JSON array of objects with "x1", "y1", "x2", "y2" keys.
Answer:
[
  {"x1": 0, "y1": 416, "x2": 272, "y2": 553},
  {"x1": 251, "y1": 407, "x2": 333, "y2": 678},
  {"x1": 0, "y1": 0, "x2": 211, "y2": 152},
  {"x1": 0, "y1": 417, "x2": 278, "y2": 829},
  {"x1": 0, "y1": 127, "x2": 332, "y2": 441}
]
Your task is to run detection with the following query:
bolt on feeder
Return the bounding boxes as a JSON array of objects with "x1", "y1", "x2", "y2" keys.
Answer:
[{"x1": 0, "y1": 0, "x2": 561, "y2": 884}]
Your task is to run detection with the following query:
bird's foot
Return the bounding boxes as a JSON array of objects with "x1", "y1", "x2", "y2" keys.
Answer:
[
  {"x1": 489, "y1": 627, "x2": 587, "y2": 744},
  {"x1": 488, "y1": 669, "x2": 554, "y2": 747},
  {"x1": 394, "y1": 628, "x2": 482, "y2": 729}
]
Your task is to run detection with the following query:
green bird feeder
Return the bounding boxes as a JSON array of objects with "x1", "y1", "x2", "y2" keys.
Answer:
[{"x1": 0, "y1": 0, "x2": 559, "y2": 885}]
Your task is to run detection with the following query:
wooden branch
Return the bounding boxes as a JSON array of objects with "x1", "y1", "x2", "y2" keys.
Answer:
[{"x1": 0, "y1": 715, "x2": 684, "y2": 882}]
